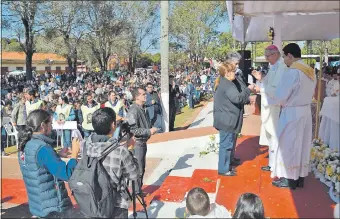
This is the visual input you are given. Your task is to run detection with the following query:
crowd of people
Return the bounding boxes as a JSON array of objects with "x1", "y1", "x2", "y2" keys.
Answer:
[
  {"x1": 0, "y1": 66, "x2": 217, "y2": 156},
  {"x1": 1, "y1": 46, "x2": 339, "y2": 218},
  {"x1": 0, "y1": 64, "x2": 217, "y2": 218}
]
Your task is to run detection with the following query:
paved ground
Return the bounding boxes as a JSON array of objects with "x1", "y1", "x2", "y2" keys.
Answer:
[{"x1": 1, "y1": 103, "x2": 335, "y2": 218}]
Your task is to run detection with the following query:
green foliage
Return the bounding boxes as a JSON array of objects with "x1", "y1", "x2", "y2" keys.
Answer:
[
  {"x1": 252, "y1": 42, "x2": 272, "y2": 58},
  {"x1": 1, "y1": 38, "x2": 23, "y2": 52},
  {"x1": 170, "y1": 1, "x2": 227, "y2": 62},
  {"x1": 135, "y1": 53, "x2": 161, "y2": 68},
  {"x1": 301, "y1": 39, "x2": 340, "y2": 55},
  {"x1": 205, "y1": 32, "x2": 242, "y2": 59},
  {"x1": 151, "y1": 53, "x2": 161, "y2": 64}
]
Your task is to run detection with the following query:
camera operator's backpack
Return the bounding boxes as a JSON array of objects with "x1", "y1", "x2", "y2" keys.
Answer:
[{"x1": 69, "y1": 143, "x2": 121, "y2": 218}]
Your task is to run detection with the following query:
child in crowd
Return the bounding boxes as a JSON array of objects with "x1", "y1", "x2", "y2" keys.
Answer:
[
  {"x1": 233, "y1": 193, "x2": 265, "y2": 219},
  {"x1": 186, "y1": 187, "x2": 231, "y2": 218}
]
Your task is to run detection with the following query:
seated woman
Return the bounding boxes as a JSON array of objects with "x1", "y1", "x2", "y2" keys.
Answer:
[{"x1": 18, "y1": 109, "x2": 81, "y2": 218}]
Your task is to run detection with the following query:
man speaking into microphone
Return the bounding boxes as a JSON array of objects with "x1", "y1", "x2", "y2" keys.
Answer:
[{"x1": 127, "y1": 87, "x2": 158, "y2": 196}]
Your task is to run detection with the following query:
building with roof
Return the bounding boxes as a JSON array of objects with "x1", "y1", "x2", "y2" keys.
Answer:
[{"x1": 0, "y1": 52, "x2": 86, "y2": 74}]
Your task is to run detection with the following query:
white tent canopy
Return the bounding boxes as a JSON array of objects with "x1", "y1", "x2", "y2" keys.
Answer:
[
  {"x1": 235, "y1": 1, "x2": 339, "y2": 16},
  {"x1": 227, "y1": 1, "x2": 340, "y2": 43}
]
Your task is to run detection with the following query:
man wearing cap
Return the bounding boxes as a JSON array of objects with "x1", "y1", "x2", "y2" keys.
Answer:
[
  {"x1": 252, "y1": 45, "x2": 288, "y2": 173},
  {"x1": 252, "y1": 43, "x2": 316, "y2": 189}
]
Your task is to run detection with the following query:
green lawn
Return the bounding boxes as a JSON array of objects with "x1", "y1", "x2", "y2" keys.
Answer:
[
  {"x1": 4, "y1": 145, "x2": 18, "y2": 154},
  {"x1": 174, "y1": 105, "x2": 196, "y2": 128},
  {"x1": 4, "y1": 144, "x2": 63, "y2": 154}
]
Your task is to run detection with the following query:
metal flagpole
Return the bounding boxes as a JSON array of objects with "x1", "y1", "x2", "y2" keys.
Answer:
[{"x1": 314, "y1": 41, "x2": 324, "y2": 139}]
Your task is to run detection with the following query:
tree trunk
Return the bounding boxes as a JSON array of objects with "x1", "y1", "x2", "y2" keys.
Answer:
[
  {"x1": 23, "y1": 18, "x2": 34, "y2": 81},
  {"x1": 67, "y1": 56, "x2": 73, "y2": 73},
  {"x1": 26, "y1": 51, "x2": 33, "y2": 81},
  {"x1": 73, "y1": 49, "x2": 78, "y2": 73},
  {"x1": 128, "y1": 55, "x2": 133, "y2": 72},
  {"x1": 132, "y1": 53, "x2": 137, "y2": 72},
  {"x1": 103, "y1": 56, "x2": 109, "y2": 71}
]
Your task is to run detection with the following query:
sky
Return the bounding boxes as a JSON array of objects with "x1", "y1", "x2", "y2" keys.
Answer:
[
  {"x1": 142, "y1": 19, "x2": 230, "y2": 54},
  {"x1": 1, "y1": 2, "x2": 230, "y2": 55}
]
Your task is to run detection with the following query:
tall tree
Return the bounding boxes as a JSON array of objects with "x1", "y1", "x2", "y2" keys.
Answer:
[
  {"x1": 83, "y1": 1, "x2": 128, "y2": 71},
  {"x1": 42, "y1": 1, "x2": 87, "y2": 73},
  {"x1": 2, "y1": 1, "x2": 43, "y2": 80},
  {"x1": 170, "y1": 1, "x2": 227, "y2": 68},
  {"x1": 122, "y1": 1, "x2": 160, "y2": 72}
]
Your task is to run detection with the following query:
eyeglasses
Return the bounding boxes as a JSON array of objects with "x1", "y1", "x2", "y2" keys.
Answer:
[{"x1": 265, "y1": 53, "x2": 275, "y2": 58}]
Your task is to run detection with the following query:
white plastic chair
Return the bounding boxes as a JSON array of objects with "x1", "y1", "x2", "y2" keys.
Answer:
[
  {"x1": 2, "y1": 117, "x2": 11, "y2": 126},
  {"x1": 3, "y1": 123, "x2": 19, "y2": 149}
]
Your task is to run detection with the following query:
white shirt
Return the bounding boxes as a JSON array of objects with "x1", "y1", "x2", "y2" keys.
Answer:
[{"x1": 200, "y1": 75, "x2": 207, "y2": 84}]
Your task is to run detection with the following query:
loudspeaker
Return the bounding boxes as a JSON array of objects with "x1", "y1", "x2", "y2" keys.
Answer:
[
  {"x1": 239, "y1": 59, "x2": 252, "y2": 73},
  {"x1": 238, "y1": 50, "x2": 251, "y2": 60}
]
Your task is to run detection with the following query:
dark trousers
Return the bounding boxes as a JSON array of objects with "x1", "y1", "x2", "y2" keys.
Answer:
[
  {"x1": 112, "y1": 207, "x2": 128, "y2": 219},
  {"x1": 169, "y1": 106, "x2": 176, "y2": 131},
  {"x1": 151, "y1": 114, "x2": 164, "y2": 133},
  {"x1": 133, "y1": 141, "x2": 147, "y2": 193},
  {"x1": 188, "y1": 94, "x2": 194, "y2": 109},
  {"x1": 1, "y1": 127, "x2": 6, "y2": 152},
  {"x1": 218, "y1": 130, "x2": 237, "y2": 173}
]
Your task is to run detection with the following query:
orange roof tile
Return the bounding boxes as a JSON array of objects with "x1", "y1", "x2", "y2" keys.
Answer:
[{"x1": 1, "y1": 52, "x2": 66, "y2": 61}]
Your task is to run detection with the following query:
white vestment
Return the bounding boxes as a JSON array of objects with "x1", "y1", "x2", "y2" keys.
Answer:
[
  {"x1": 259, "y1": 58, "x2": 287, "y2": 168},
  {"x1": 326, "y1": 79, "x2": 335, "y2": 97},
  {"x1": 331, "y1": 79, "x2": 339, "y2": 96},
  {"x1": 268, "y1": 60, "x2": 316, "y2": 180}
]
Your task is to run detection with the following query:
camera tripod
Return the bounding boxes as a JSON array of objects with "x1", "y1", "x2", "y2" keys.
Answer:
[{"x1": 126, "y1": 179, "x2": 149, "y2": 219}]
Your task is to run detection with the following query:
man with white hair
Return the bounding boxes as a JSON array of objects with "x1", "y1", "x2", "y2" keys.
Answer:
[
  {"x1": 252, "y1": 45, "x2": 287, "y2": 173},
  {"x1": 253, "y1": 43, "x2": 315, "y2": 189}
]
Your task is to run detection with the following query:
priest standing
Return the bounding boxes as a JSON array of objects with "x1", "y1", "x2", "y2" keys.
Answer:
[
  {"x1": 252, "y1": 43, "x2": 316, "y2": 189},
  {"x1": 253, "y1": 45, "x2": 287, "y2": 173}
]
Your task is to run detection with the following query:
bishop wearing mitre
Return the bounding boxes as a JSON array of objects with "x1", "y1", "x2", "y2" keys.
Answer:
[
  {"x1": 253, "y1": 45, "x2": 288, "y2": 174},
  {"x1": 252, "y1": 43, "x2": 316, "y2": 189}
]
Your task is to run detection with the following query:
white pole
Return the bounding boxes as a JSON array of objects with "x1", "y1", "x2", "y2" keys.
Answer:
[
  {"x1": 160, "y1": 1, "x2": 170, "y2": 132},
  {"x1": 273, "y1": 15, "x2": 283, "y2": 53}
]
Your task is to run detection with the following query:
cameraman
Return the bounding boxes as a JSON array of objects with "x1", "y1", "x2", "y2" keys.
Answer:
[
  {"x1": 127, "y1": 87, "x2": 158, "y2": 195},
  {"x1": 84, "y1": 107, "x2": 139, "y2": 218}
]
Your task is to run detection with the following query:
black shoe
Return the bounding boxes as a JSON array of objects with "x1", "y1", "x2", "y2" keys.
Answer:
[
  {"x1": 218, "y1": 170, "x2": 237, "y2": 176},
  {"x1": 297, "y1": 177, "x2": 304, "y2": 188},
  {"x1": 261, "y1": 166, "x2": 271, "y2": 171},
  {"x1": 233, "y1": 157, "x2": 241, "y2": 162},
  {"x1": 136, "y1": 191, "x2": 148, "y2": 198},
  {"x1": 272, "y1": 178, "x2": 296, "y2": 189},
  {"x1": 231, "y1": 159, "x2": 241, "y2": 166}
]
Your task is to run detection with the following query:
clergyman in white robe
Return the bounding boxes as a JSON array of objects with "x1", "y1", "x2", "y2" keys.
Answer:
[
  {"x1": 259, "y1": 57, "x2": 287, "y2": 170},
  {"x1": 267, "y1": 60, "x2": 316, "y2": 181}
]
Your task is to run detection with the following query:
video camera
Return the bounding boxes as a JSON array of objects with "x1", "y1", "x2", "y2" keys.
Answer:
[{"x1": 117, "y1": 121, "x2": 133, "y2": 144}]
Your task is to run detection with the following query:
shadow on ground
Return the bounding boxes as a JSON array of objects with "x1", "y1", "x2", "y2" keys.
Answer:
[
  {"x1": 1, "y1": 203, "x2": 31, "y2": 218},
  {"x1": 234, "y1": 136, "x2": 267, "y2": 165},
  {"x1": 189, "y1": 118, "x2": 205, "y2": 128}
]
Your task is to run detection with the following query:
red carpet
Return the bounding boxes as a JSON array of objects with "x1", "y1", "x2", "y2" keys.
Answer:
[{"x1": 1, "y1": 136, "x2": 335, "y2": 217}]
